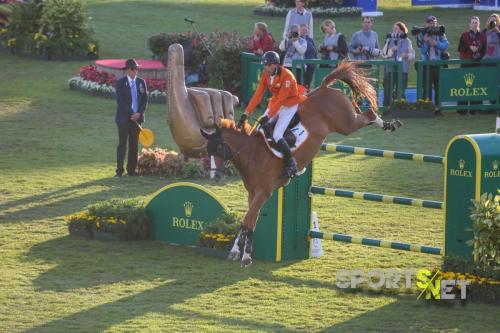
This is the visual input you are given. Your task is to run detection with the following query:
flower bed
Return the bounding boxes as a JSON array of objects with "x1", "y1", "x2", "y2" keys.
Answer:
[
  {"x1": 198, "y1": 212, "x2": 240, "y2": 256},
  {"x1": 66, "y1": 198, "x2": 151, "y2": 241},
  {"x1": 254, "y1": 4, "x2": 361, "y2": 18},
  {"x1": 68, "y1": 65, "x2": 167, "y2": 103},
  {"x1": 386, "y1": 99, "x2": 436, "y2": 118},
  {"x1": 137, "y1": 148, "x2": 238, "y2": 178}
]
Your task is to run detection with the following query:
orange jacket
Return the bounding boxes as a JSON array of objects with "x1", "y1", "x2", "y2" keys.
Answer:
[{"x1": 246, "y1": 66, "x2": 307, "y2": 118}]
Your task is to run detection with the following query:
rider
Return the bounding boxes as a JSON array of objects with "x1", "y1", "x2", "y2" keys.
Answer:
[{"x1": 238, "y1": 51, "x2": 307, "y2": 178}]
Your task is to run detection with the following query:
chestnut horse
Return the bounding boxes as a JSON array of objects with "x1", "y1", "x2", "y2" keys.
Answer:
[{"x1": 200, "y1": 62, "x2": 401, "y2": 267}]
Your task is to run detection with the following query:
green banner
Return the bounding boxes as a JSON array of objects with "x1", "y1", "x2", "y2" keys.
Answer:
[
  {"x1": 440, "y1": 67, "x2": 497, "y2": 102},
  {"x1": 146, "y1": 182, "x2": 227, "y2": 246}
]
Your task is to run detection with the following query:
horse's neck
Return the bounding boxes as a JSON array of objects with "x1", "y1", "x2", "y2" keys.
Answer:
[{"x1": 222, "y1": 130, "x2": 252, "y2": 170}]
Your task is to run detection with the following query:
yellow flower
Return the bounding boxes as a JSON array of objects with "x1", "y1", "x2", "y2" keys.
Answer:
[
  {"x1": 7, "y1": 38, "x2": 16, "y2": 47},
  {"x1": 0, "y1": 29, "x2": 7, "y2": 36},
  {"x1": 88, "y1": 43, "x2": 97, "y2": 54}
]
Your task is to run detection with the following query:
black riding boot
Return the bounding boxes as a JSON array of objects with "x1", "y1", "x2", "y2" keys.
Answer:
[{"x1": 276, "y1": 138, "x2": 298, "y2": 178}]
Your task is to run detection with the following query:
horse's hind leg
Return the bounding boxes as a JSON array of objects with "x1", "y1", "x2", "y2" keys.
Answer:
[{"x1": 364, "y1": 108, "x2": 403, "y2": 132}]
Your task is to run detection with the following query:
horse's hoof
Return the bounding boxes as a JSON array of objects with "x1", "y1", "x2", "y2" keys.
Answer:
[
  {"x1": 383, "y1": 119, "x2": 403, "y2": 132},
  {"x1": 227, "y1": 250, "x2": 240, "y2": 261},
  {"x1": 241, "y1": 257, "x2": 252, "y2": 268}
]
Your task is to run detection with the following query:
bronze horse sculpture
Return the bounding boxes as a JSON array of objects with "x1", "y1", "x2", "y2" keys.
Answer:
[{"x1": 201, "y1": 62, "x2": 401, "y2": 267}]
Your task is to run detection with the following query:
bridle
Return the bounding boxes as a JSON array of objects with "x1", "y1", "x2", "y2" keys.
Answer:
[
  {"x1": 208, "y1": 137, "x2": 233, "y2": 178},
  {"x1": 208, "y1": 128, "x2": 255, "y2": 178}
]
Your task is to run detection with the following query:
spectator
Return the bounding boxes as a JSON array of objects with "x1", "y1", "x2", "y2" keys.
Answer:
[
  {"x1": 482, "y1": 13, "x2": 500, "y2": 59},
  {"x1": 299, "y1": 23, "x2": 317, "y2": 89},
  {"x1": 279, "y1": 24, "x2": 307, "y2": 76},
  {"x1": 283, "y1": 0, "x2": 313, "y2": 41},
  {"x1": 457, "y1": 16, "x2": 486, "y2": 115},
  {"x1": 416, "y1": 15, "x2": 449, "y2": 111},
  {"x1": 252, "y1": 22, "x2": 275, "y2": 56},
  {"x1": 481, "y1": 13, "x2": 500, "y2": 114},
  {"x1": 382, "y1": 21, "x2": 414, "y2": 107},
  {"x1": 319, "y1": 19, "x2": 348, "y2": 64},
  {"x1": 349, "y1": 16, "x2": 381, "y2": 61}
]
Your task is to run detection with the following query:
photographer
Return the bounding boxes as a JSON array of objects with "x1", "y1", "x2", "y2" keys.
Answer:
[
  {"x1": 279, "y1": 24, "x2": 307, "y2": 77},
  {"x1": 481, "y1": 14, "x2": 500, "y2": 114},
  {"x1": 349, "y1": 16, "x2": 381, "y2": 61},
  {"x1": 382, "y1": 22, "x2": 414, "y2": 107},
  {"x1": 300, "y1": 24, "x2": 317, "y2": 89},
  {"x1": 320, "y1": 19, "x2": 348, "y2": 65},
  {"x1": 457, "y1": 16, "x2": 486, "y2": 115},
  {"x1": 252, "y1": 22, "x2": 275, "y2": 56},
  {"x1": 283, "y1": 0, "x2": 313, "y2": 40},
  {"x1": 482, "y1": 14, "x2": 500, "y2": 59},
  {"x1": 415, "y1": 16, "x2": 449, "y2": 110}
]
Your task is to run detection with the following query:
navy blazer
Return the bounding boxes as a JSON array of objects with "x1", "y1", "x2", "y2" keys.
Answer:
[{"x1": 115, "y1": 76, "x2": 148, "y2": 124}]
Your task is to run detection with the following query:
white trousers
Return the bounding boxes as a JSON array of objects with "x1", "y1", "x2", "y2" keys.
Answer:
[{"x1": 264, "y1": 104, "x2": 299, "y2": 142}]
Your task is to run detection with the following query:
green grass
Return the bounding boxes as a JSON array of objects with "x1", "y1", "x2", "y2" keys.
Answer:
[{"x1": 0, "y1": 1, "x2": 499, "y2": 332}]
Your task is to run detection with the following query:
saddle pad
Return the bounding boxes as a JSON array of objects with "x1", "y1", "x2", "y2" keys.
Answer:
[{"x1": 260, "y1": 121, "x2": 309, "y2": 158}]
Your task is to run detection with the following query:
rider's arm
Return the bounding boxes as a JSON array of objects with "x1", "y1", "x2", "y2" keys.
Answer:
[{"x1": 245, "y1": 74, "x2": 267, "y2": 115}]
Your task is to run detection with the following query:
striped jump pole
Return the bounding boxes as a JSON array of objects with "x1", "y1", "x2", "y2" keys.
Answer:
[
  {"x1": 308, "y1": 230, "x2": 442, "y2": 255},
  {"x1": 321, "y1": 143, "x2": 444, "y2": 165},
  {"x1": 310, "y1": 186, "x2": 443, "y2": 210}
]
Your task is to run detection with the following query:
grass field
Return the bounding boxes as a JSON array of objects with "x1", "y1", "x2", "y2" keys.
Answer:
[{"x1": 0, "y1": 1, "x2": 499, "y2": 332}]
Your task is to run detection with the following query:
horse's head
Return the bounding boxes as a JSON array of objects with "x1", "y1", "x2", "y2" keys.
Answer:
[{"x1": 200, "y1": 127, "x2": 232, "y2": 181}]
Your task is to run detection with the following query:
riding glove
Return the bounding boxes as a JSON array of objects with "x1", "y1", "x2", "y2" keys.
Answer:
[
  {"x1": 258, "y1": 115, "x2": 269, "y2": 126},
  {"x1": 237, "y1": 113, "x2": 248, "y2": 128}
]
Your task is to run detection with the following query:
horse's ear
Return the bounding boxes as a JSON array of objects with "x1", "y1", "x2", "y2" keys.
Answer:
[{"x1": 200, "y1": 128, "x2": 211, "y2": 140}]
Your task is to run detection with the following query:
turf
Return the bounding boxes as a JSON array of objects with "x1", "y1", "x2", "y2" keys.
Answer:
[{"x1": 0, "y1": 1, "x2": 499, "y2": 332}]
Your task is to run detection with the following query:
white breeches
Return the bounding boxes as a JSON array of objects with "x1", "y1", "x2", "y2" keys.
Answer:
[{"x1": 264, "y1": 104, "x2": 299, "y2": 142}]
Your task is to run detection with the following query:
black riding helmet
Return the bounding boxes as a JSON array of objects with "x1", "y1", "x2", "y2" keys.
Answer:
[{"x1": 261, "y1": 51, "x2": 280, "y2": 65}]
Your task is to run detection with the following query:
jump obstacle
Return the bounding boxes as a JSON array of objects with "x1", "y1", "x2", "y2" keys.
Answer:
[
  {"x1": 251, "y1": 133, "x2": 500, "y2": 262},
  {"x1": 146, "y1": 134, "x2": 499, "y2": 262}
]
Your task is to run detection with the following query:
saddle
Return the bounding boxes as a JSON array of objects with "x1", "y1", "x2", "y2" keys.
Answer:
[
  {"x1": 263, "y1": 113, "x2": 301, "y2": 149},
  {"x1": 258, "y1": 114, "x2": 309, "y2": 159}
]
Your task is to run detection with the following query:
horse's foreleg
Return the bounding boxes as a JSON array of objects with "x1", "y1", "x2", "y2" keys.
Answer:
[
  {"x1": 240, "y1": 191, "x2": 271, "y2": 268},
  {"x1": 227, "y1": 191, "x2": 255, "y2": 261}
]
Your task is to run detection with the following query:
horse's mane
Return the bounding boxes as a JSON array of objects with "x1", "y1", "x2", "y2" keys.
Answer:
[
  {"x1": 320, "y1": 61, "x2": 378, "y2": 112},
  {"x1": 220, "y1": 118, "x2": 253, "y2": 136}
]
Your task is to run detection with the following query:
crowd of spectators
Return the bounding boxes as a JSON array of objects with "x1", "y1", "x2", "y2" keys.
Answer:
[{"x1": 250, "y1": 0, "x2": 500, "y2": 114}]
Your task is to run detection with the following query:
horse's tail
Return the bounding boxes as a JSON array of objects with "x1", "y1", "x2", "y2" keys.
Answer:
[{"x1": 320, "y1": 61, "x2": 378, "y2": 112}]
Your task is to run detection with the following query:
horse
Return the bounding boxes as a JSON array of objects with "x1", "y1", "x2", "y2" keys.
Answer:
[{"x1": 200, "y1": 62, "x2": 401, "y2": 268}]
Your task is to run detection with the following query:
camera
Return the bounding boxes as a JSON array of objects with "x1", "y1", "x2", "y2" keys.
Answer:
[
  {"x1": 411, "y1": 25, "x2": 445, "y2": 36},
  {"x1": 489, "y1": 20, "x2": 497, "y2": 29},
  {"x1": 386, "y1": 32, "x2": 407, "y2": 39},
  {"x1": 362, "y1": 46, "x2": 381, "y2": 57},
  {"x1": 291, "y1": 31, "x2": 299, "y2": 38}
]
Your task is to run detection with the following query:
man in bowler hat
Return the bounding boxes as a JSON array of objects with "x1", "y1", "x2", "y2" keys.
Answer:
[{"x1": 115, "y1": 59, "x2": 148, "y2": 177}]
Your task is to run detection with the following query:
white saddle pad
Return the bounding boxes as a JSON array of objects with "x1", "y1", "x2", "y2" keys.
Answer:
[{"x1": 260, "y1": 121, "x2": 309, "y2": 158}]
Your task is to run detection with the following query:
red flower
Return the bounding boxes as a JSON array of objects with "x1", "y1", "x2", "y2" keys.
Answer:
[{"x1": 78, "y1": 65, "x2": 166, "y2": 92}]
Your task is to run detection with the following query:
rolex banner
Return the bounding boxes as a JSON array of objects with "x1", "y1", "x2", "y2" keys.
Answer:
[
  {"x1": 146, "y1": 183, "x2": 227, "y2": 246},
  {"x1": 440, "y1": 67, "x2": 498, "y2": 102}
]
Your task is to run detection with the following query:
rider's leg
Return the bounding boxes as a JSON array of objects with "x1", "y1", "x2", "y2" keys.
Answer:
[{"x1": 273, "y1": 105, "x2": 299, "y2": 177}]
